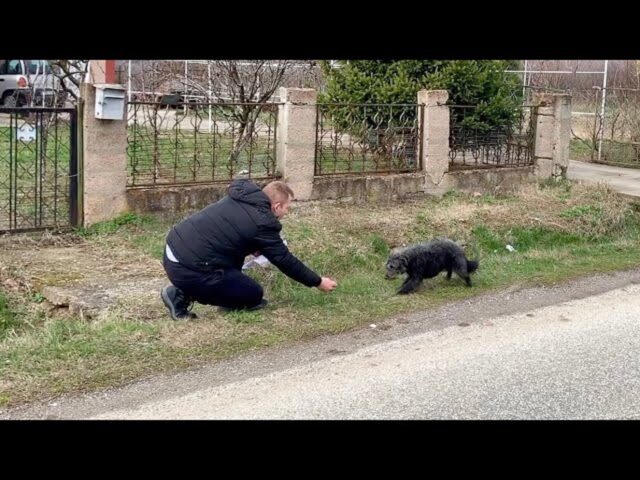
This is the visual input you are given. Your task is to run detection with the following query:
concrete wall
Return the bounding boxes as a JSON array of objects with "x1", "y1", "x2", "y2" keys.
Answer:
[
  {"x1": 533, "y1": 93, "x2": 572, "y2": 180},
  {"x1": 81, "y1": 82, "x2": 128, "y2": 226},
  {"x1": 310, "y1": 173, "x2": 427, "y2": 204},
  {"x1": 276, "y1": 87, "x2": 317, "y2": 201},
  {"x1": 133, "y1": 168, "x2": 536, "y2": 217},
  {"x1": 419, "y1": 90, "x2": 450, "y2": 193},
  {"x1": 310, "y1": 168, "x2": 535, "y2": 204},
  {"x1": 127, "y1": 180, "x2": 270, "y2": 217},
  {"x1": 446, "y1": 166, "x2": 536, "y2": 195},
  {"x1": 84, "y1": 86, "x2": 571, "y2": 220}
]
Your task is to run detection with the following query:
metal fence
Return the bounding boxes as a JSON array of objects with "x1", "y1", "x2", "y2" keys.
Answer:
[
  {"x1": 126, "y1": 101, "x2": 280, "y2": 187},
  {"x1": 570, "y1": 87, "x2": 640, "y2": 167},
  {"x1": 315, "y1": 103, "x2": 423, "y2": 175},
  {"x1": 0, "y1": 107, "x2": 78, "y2": 233},
  {"x1": 448, "y1": 105, "x2": 536, "y2": 169}
]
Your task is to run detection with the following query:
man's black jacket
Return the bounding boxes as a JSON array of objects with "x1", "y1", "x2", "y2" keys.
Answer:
[{"x1": 166, "y1": 180, "x2": 321, "y2": 287}]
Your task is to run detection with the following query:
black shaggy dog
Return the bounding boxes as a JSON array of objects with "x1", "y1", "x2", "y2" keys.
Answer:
[{"x1": 385, "y1": 238, "x2": 479, "y2": 294}]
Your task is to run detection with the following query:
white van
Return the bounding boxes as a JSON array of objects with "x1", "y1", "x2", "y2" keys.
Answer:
[{"x1": 0, "y1": 59, "x2": 60, "y2": 107}]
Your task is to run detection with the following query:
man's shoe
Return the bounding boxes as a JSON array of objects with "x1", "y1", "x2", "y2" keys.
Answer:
[
  {"x1": 161, "y1": 285, "x2": 198, "y2": 320},
  {"x1": 218, "y1": 299, "x2": 268, "y2": 314}
]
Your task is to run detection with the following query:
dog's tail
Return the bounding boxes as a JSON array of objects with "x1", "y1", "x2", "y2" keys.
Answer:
[{"x1": 467, "y1": 259, "x2": 479, "y2": 273}]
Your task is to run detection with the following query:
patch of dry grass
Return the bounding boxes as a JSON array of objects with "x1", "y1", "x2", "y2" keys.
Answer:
[{"x1": 1, "y1": 179, "x2": 640, "y2": 408}]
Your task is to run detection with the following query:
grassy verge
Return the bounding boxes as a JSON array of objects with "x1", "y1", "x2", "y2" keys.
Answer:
[{"x1": 1, "y1": 180, "x2": 640, "y2": 407}]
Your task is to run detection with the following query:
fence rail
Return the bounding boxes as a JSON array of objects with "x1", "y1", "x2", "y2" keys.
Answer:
[
  {"x1": 315, "y1": 103, "x2": 423, "y2": 175},
  {"x1": 0, "y1": 107, "x2": 78, "y2": 233},
  {"x1": 126, "y1": 101, "x2": 281, "y2": 187},
  {"x1": 448, "y1": 105, "x2": 537, "y2": 169}
]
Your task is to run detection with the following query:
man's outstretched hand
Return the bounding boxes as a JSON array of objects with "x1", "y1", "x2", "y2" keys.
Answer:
[{"x1": 317, "y1": 277, "x2": 338, "y2": 292}]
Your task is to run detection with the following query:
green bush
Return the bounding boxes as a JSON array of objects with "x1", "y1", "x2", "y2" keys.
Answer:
[{"x1": 319, "y1": 60, "x2": 523, "y2": 136}]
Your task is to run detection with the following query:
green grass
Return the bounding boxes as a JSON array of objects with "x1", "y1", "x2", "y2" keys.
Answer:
[
  {"x1": 570, "y1": 138, "x2": 595, "y2": 161},
  {"x1": 0, "y1": 292, "x2": 20, "y2": 339},
  {"x1": 1, "y1": 181, "x2": 640, "y2": 407},
  {"x1": 125, "y1": 130, "x2": 417, "y2": 183},
  {"x1": 0, "y1": 125, "x2": 73, "y2": 230},
  {"x1": 600, "y1": 139, "x2": 640, "y2": 167},
  {"x1": 473, "y1": 224, "x2": 584, "y2": 253},
  {"x1": 0, "y1": 125, "x2": 72, "y2": 164},
  {"x1": 78, "y1": 212, "x2": 153, "y2": 236},
  {"x1": 126, "y1": 127, "x2": 277, "y2": 185},
  {"x1": 315, "y1": 148, "x2": 417, "y2": 174},
  {"x1": 77, "y1": 211, "x2": 170, "y2": 259},
  {"x1": 570, "y1": 137, "x2": 640, "y2": 167}
]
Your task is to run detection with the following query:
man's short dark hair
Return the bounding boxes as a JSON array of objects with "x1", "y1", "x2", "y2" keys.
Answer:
[{"x1": 263, "y1": 181, "x2": 295, "y2": 204}]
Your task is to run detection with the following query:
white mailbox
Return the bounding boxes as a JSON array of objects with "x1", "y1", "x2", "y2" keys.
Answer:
[{"x1": 94, "y1": 83, "x2": 126, "y2": 120}]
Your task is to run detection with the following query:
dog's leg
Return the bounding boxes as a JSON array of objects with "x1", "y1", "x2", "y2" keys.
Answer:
[
  {"x1": 397, "y1": 275, "x2": 423, "y2": 294},
  {"x1": 446, "y1": 267, "x2": 452, "y2": 280},
  {"x1": 453, "y1": 257, "x2": 472, "y2": 287}
]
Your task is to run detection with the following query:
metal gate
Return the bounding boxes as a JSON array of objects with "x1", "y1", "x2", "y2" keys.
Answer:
[{"x1": 0, "y1": 107, "x2": 78, "y2": 233}]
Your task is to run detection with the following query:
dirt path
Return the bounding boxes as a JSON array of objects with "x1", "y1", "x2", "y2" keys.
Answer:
[{"x1": 0, "y1": 234, "x2": 167, "y2": 320}]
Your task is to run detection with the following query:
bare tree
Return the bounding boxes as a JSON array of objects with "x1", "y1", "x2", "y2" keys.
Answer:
[
  {"x1": 127, "y1": 60, "x2": 323, "y2": 176},
  {"x1": 182, "y1": 60, "x2": 292, "y2": 166},
  {"x1": 49, "y1": 60, "x2": 89, "y2": 104}
]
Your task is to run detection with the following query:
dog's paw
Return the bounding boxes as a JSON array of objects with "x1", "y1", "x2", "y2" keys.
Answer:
[{"x1": 397, "y1": 288, "x2": 417, "y2": 295}]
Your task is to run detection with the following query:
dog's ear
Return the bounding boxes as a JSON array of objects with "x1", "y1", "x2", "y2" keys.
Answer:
[{"x1": 398, "y1": 255, "x2": 409, "y2": 269}]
